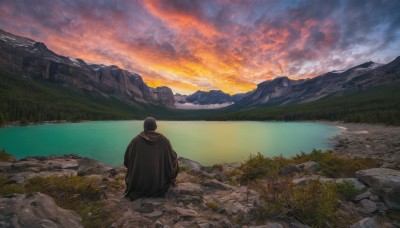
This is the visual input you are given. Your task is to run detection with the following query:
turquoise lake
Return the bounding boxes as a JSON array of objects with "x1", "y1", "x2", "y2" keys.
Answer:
[{"x1": 0, "y1": 121, "x2": 341, "y2": 166}]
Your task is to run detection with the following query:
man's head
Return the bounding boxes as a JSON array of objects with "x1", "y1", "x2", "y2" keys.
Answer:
[{"x1": 143, "y1": 117, "x2": 157, "y2": 132}]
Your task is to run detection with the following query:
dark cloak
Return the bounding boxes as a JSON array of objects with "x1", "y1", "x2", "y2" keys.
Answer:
[{"x1": 124, "y1": 131, "x2": 179, "y2": 200}]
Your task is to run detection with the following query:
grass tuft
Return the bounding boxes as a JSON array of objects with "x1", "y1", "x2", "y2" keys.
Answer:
[
  {"x1": 255, "y1": 179, "x2": 338, "y2": 227},
  {"x1": 0, "y1": 150, "x2": 16, "y2": 162}
]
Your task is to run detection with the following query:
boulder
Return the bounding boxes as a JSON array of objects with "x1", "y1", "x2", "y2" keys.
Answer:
[
  {"x1": 350, "y1": 217, "x2": 379, "y2": 228},
  {"x1": 336, "y1": 178, "x2": 367, "y2": 191},
  {"x1": 358, "y1": 199, "x2": 377, "y2": 213},
  {"x1": 356, "y1": 168, "x2": 400, "y2": 209},
  {"x1": 297, "y1": 161, "x2": 320, "y2": 173},
  {"x1": 178, "y1": 157, "x2": 203, "y2": 172},
  {"x1": 77, "y1": 158, "x2": 113, "y2": 176},
  {"x1": 353, "y1": 191, "x2": 371, "y2": 202},
  {"x1": 0, "y1": 193, "x2": 83, "y2": 228}
]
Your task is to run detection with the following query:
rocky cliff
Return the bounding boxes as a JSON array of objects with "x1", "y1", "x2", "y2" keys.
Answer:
[
  {"x1": 0, "y1": 29, "x2": 175, "y2": 107},
  {"x1": 237, "y1": 59, "x2": 400, "y2": 107}
]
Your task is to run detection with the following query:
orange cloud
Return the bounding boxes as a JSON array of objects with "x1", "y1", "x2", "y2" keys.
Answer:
[{"x1": 1, "y1": 0, "x2": 398, "y2": 95}]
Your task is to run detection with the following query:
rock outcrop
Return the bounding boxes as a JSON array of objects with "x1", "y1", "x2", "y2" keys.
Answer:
[
  {"x1": 356, "y1": 168, "x2": 400, "y2": 209},
  {"x1": 1, "y1": 153, "x2": 399, "y2": 227},
  {"x1": 0, "y1": 193, "x2": 83, "y2": 228}
]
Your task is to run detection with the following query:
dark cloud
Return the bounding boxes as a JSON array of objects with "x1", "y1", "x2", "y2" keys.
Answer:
[{"x1": 0, "y1": 0, "x2": 399, "y2": 94}]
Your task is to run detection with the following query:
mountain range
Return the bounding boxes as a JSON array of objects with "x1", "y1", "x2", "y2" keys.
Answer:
[
  {"x1": 0, "y1": 29, "x2": 175, "y2": 108},
  {"x1": 0, "y1": 29, "x2": 399, "y2": 124}
]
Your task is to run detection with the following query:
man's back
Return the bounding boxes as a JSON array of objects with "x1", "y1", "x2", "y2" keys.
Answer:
[{"x1": 124, "y1": 130, "x2": 178, "y2": 200}]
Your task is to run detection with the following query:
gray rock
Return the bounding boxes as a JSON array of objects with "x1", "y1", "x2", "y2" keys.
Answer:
[
  {"x1": 358, "y1": 199, "x2": 377, "y2": 213},
  {"x1": 369, "y1": 194, "x2": 381, "y2": 202},
  {"x1": 111, "y1": 210, "x2": 153, "y2": 227},
  {"x1": 11, "y1": 160, "x2": 45, "y2": 171},
  {"x1": 279, "y1": 164, "x2": 301, "y2": 175},
  {"x1": 336, "y1": 178, "x2": 367, "y2": 191},
  {"x1": 77, "y1": 157, "x2": 112, "y2": 176},
  {"x1": 198, "y1": 222, "x2": 210, "y2": 228},
  {"x1": 170, "y1": 183, "x2": 203, "y2": 196},
  {"x1": 5, "y1": 169, "x2": 77, "y2": 184},
  {"x1": 136, "y1": 203, "x2": 154, "y2": 213},
  {"x1": 202, "y1": 179, "x2": 235, "y2": 190},
  {"x1": 297, "y1": 161, "x2": 320, "y2": 173},
  {"x1": 0, "y1": 193, "x2": 83, "y2": 228},
  {"x1": 249, "y1": 223, "x2": 284, "y2": 228},
  {"x1": 353, "y1": 191, "x2": 371, "y2": 202},
  {"x1": 143, "y1": 210, "x2": 163, "y2": 219},
  {"x1": 375, "y1": 202, "x2": 388, "y2": 212},
  {"x1": 154, "y1": 220, "x2": 164, "y2": 228},
  {"x1": 292, "y1": 175, "x2": 334, "y2": 185},
  {"x1": 0, "y1": 162, "x2": 12, "y2": 172},
  {"x1": 356, "y1": 168, "x2": 400, "y2": 209},
  {"x1": 350, "y1": 217, "x2": 379, "y2": 228},
  {"x1": 178, "y1": 157, "x2": 203, "y2": 172},
  {"x1": 171, "y1": 207, "x2": 199, "y2": 217}
]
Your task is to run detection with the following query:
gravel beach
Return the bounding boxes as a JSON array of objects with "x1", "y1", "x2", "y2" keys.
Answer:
[{"x1": 331, "y1": 122, "x2": 400, "y2": 169}]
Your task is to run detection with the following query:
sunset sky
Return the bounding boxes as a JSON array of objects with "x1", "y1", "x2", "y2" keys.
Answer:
[{"x1": 1, "y1": 0, "x2": 400, "y2": 94}]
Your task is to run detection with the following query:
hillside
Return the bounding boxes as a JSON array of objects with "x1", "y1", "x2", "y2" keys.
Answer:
[
  {"x1": 0, "y1": 69, "x2": 217, "y2": 125},
  {"x1": 210, "y1": 82, "x2": 400, "y2": 125}
]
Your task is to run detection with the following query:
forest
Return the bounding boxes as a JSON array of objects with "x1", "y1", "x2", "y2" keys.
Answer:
[{"x1": 1, "y1": 68, "x2": 399, "y2": 126}]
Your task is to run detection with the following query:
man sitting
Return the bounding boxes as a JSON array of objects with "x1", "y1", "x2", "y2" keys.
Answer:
[{"x1": 124, "y1": 117, "x2": 179, "y2": 200}]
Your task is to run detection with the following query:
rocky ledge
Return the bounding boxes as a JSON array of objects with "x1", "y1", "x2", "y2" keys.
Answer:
[{"x1": 1, "y1": 153, "x2": 399, "y2": 227}]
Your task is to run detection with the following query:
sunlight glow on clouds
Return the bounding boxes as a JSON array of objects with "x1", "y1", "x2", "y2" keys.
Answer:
[{"x1": 1, "y1": 0, "x2": 400, "y2": 94}]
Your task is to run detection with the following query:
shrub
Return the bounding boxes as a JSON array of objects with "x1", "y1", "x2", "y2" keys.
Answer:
[
  {"x1": 293, "y1": 149, "x2": 380, "y2": 178},
  {"x1": 206, "y1": 201, "x2": 220, "y2": 210},
  {"x1": 238, "y1": 153, "x2": 289, "y2": 184},
  {"x1": 0, "y1": 150, "x2": 16, "y2": 162},
  {"x1": 336, "y1": 181, "x2": 365, "y2": 201},
  {"x1": 0, "y1": 175, "x2": 25, "y2": 195},
  {"x1": 256, "y1": 179, "x2": 338, "y2": 227},
  {"x1": 107, "y1": 176, "x2": 125, "y2": 193}
]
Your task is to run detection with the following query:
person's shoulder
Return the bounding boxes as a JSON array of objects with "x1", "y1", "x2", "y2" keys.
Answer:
[
  {"x1": 158, "y1": 133, "x2": 171, "y2": 143},
  {"x1": 130, "y1": 135, "x2": 141, "y2": 144}
]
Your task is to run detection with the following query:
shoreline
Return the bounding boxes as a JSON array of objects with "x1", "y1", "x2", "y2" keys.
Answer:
[{"x1": 328, "y1": 122, "x2": 400, "y2": 169}]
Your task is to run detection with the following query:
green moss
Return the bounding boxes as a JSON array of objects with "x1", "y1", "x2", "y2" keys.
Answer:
[{"x1": 0, "y1": 150, "x2": 16, "y2": 162}]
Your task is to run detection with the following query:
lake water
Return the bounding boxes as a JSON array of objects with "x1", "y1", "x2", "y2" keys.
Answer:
[{"x1": 0, "y1": 121, "x2": 340, "y2": 166}]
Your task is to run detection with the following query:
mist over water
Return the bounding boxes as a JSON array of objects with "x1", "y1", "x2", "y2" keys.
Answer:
[{"x1": 0, "y1": 121, "x2": 340, "y2": 166}]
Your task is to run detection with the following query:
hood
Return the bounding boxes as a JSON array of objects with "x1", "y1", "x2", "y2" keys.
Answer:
[{"x1": 138, "y1": 131, "x2": 162, "y2": 144}]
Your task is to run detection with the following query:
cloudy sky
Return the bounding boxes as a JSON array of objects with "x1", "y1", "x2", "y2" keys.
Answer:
[{"x1": 1, "y1": 0, "x2": 399, "y2": 94}]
